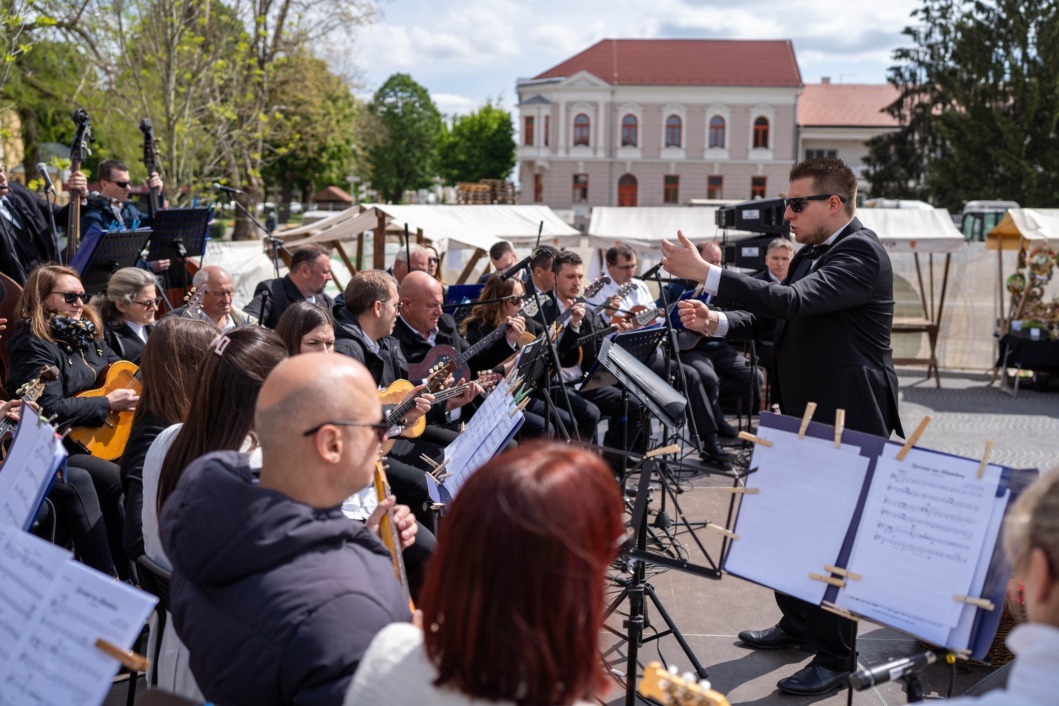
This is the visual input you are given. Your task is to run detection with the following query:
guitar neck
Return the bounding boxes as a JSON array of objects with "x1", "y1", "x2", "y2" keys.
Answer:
[
  {"x1": 65, "y1": 171, "x2": 81, "y2": 264},
  {"x1": 455, "y1": 322, "x2": 509, "y2": 367},
  {"x1": 374, "y1": 465, "x2": 412, "y2": 605}
]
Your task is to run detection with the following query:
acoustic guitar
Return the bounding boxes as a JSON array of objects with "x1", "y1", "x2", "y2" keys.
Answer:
[
  {"x1": 0, "y1": 365, "x2": 60, "y2": 440},
  {"x1": 67, "y1": 361, "x2": 141, "y2": 460},
  {"x1": 639, "y1": 662, "x2": 731, "y2": 706}
]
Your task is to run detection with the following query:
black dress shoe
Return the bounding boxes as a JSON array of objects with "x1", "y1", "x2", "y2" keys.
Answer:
[
  {"x1": 737, "y1": 624, "x2": 803, "y2": 650},
  {"x1": 776, "y1": 663, "x2": 850, "y2": 696},
  {"x1": 717, "y1": 420, "x2": 740, "y2": 439},
  {"x1": 701, "y1": 433, "x2": 733, "y2": 461}
]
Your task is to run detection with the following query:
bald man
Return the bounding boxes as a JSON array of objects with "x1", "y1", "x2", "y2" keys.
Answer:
[
  {"x1": 161, "y1": 354, "x2": 413, "y2": 706},
  {"x1": 166, "y1": 265, "x2": 249, "y2": 330}
]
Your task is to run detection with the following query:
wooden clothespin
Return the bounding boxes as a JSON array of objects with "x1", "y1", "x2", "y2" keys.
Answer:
[
  {"x1": 738, "y1": 431, "x2": 772, "y2": 447},
  {"x1": 705, "y1": 523, "x2": 739, "y2": 540},
  {"x1": 809, "y1": 572, "x2": 846, "y2": 588},
  {"x1": 798, "y1": 402, "x2": 817, "y2": 439},
  {"x1": 95, "y1": 638, "x2": 149, "y2": 672},
  {"x1": 646, "y1": 444, "x2": 680, "y2": 458},
  {"x1": 896, "y1": 415, "x2": 932, "y2": 461},
  {"x1": 821, "y1": 601, "x2": 859, "y2": 622},
  {"x1": 976, "y1": 440, "x2": 994, "y2": 479},
  {"x1": 954, "y1": 594, "x2": 995, "y2": 611},
  {"x1": 429, "y1": 459, "x2": 450, "y2": 480},
  {"x1": 824, "y1": 563, "x2": 862, "y2": 581},
  {"x1": 419, "y1": 454, "x2": 439, "y2": 470},
  {"x1": 834, "y1": 409, "x2": 845, "y2": 449}
]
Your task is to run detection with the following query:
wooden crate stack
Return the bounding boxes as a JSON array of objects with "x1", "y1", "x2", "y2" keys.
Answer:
[
  {"x1": 457, "y1": 183, "x2": 491, "y2": 204},
  {"x1": 479, "y1": 179, "x2": 516, "y2": 204}
]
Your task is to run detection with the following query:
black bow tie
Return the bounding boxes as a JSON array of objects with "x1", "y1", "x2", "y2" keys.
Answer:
[{"x1": 806, "y1": 244, "x2": 831, "y2": 260}]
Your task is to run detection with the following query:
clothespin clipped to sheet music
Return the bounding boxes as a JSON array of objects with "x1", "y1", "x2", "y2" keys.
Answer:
[
  {"x1": 824, "y1": 563, "x2": 862, "y2": 582},
  {"x1": 798, "y1": 402, "x2": 817, "y2": 439},
  {"x1": 418, "y1": 454, "x2": 439, "y2": 470},
  {"x1": 954, "y1": 594, "x2": 995, "y2": 611},
  {"x1": 428, "y1": 458, "x2": 450, "y2": 481},
  {"x1": 896, "y1": 415, "x2": 932, "y2": 461},
  {"x1": 646, "y1": 444, "x2": 680, "y2": 458},
  {"x1": 95, "y1": 638, "x2": 149, "y2": 672},
  {"x1": 809, "y1": 572, "x2": 846, "y2": 588},
  {"x1": 834, "y1": 409, "x2": 845, "y2": 449},
  {"x1": 737, "y1": 430, "x2": 772, "y2": 447},
  {"x1": 976, "y1": 440, "x2": 994, "y2": 479}
]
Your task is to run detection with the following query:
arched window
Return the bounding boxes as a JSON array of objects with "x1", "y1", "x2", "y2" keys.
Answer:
[
  {"x1": 665, "y1": 115, "x2": 682, "y2": 148},
  {"x1": 573, "y1": 114, "x2": 591, "y2": 146},
  {"x1": 621, "y1": 114, "x2": 638, "y2": 147},
  {"x1": 753, "y1": 117, "x2": 770, "y2": 149},
  {"x1": 708, "y1": 116, "x2": 726, "y2": 148},
  {"x1": 618, "y1": 174, "x2": 638, "y2": 207}
]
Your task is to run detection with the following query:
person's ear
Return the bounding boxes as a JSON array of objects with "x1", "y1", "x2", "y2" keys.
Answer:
[
  {"x1": 312, "y1": 426, "x2": 343, "y2": 464},
  {"x1": 1027, "y1": 548, "x2": 1056, "y2": 606}
]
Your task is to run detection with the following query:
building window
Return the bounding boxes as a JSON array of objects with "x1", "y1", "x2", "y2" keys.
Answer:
[
  {"x1": 534, "y1": 174, "x2": 543, "y2": 203},
  {"x1": 665, "y1": 115, "x2": 682, "y2": 148},
  {"x1": 708, "y1": 116, "x2": 726, "y2": 148},
  {"x1": 753, "y1": 117, "x2": 770, "y2": 149},
  {"x1": 621, "y1": 114, "x2": 638, "y2": 147},
  {"x1": 573, "y1": 173, "x2": 588, "y2": 203},
  {"x1": 618, "y1": 174, "x2": 637, "y2": 207},
  {"x1": 707, "y1": 175, "x2": 723, "y2": 199},
  {"x1": 544, "y1": 115, "x2": 550, "y2": 146},
  {"x1": 663, "y1": 175, "x2": 679, "y2": 204},
  {"x1": 523, "y1": 116, "x2": 534, "y2": 146},
  {"x1": 805, "y1": 149, "x2": 838, "y2": 160},
  {"x1": 573, "y1": 114, "x2": 590, "y2": 146},
  {"x1": 751, "y1": 176, "x2": 767, "y2": 199}
]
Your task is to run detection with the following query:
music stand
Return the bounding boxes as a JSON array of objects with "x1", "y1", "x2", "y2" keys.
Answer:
[
  {"x1": 146, "y1": 207, "x2": 211, "y2": 290},
  {"x1": 444, "y1": 283, "x2": 484, "y2": 324},
  {"x1": 73, "y1": 226, "x2": 152, "y2": 295}
]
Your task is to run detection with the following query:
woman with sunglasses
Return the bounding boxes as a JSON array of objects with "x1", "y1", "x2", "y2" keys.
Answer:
[
  {"x1": 6, "y1": 264, "x2": 138, "y2": 579},
  {"x1": 424, "y1": 244, "x2": 446, "y2": 289},
  {"x1": 460, "y1": 274, "x2": 539, "y2": 345},
  {"x1": 99, "y1": 267, "x2": 161, "y2": 363}
]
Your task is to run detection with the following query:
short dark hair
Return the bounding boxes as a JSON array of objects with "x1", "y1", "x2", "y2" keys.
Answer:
[
  {"x1": 530, "y1": 245, "x2": 557, "y2": 272},
  {"x1": 789, "y1": 157, "x2": 856, "y2": 216},
  {"x1": 344, "y1": 270, "x2": 395, "y2": 317},
  {"x1": 97, "y1": 159, "x2": 129, "y2": 182},
  {"x1": 604, "y1": 243, "x2": 636, "y2": 266},
  {"x1": 552, "y1": 250, "x2": 582, "y2": 274},
  {"x1": 290, "y1": 244, "x2": 329, "y2": 271},
  {"x1": 274, "y1": 301, "x2": 336, "y2": 356},
  {"x1": 489, "y1": 241, "x2": 514, "y2": 261}
]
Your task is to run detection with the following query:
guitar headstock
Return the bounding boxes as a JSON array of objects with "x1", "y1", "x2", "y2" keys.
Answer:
[
  {"x1": 635, "y1": 307, "x2": 662, "y2": 326},
  {"x1": 425, "y1": 361, "x2": 455, "y2": 392},
  {"x1": 639, "y1": 663, "x2": 730, "y2": 706},
  {"x1": 614, "y1": 282, "x2": 635, "y2": 299},
  {"x1": 16, "y1": 365, "x2": 61, "y2": 403},
  {"x1": 522, "y1": 295, "x2": 539, "y2": 318},
  {"x1": 475, "y1": 371, "x2": 502, "y2": 392},
  {"x1": 583, "y1": 275, "x2": 612, "y2": 300},
  {"x1": 184, "y1": 286, "x2": 207, "y2": 319},
  {"x1": 139, "y1": 118, "x2": 159, "y2": 169}
]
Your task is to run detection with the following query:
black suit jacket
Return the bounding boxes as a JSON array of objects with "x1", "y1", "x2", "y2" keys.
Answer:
[
  {"x1": 391, "y1": 313, "x2": 514, "y2": 375},
  {"x1": 0, "y1": 183, "x2": 68, "y2": 283},
  {"x1": 333, "y1": 306, "x2": 408, "y2": 387},
  {"x1": 104, "y1": 322, "x2": 152, "y2": 363},
  {"x1": 719, "y1": 219, "x2": 903, "y2": 438},
  {"x1": 244, "y1": 274, "x2": 334, "y2": 329}
]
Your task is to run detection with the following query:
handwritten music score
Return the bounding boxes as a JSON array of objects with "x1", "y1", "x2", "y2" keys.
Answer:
[
  {"x1": 0, "y1": 525, "x2": 156, "y2": 706},
  {"x1": 0, "y1": 407, "x2": 67, "y2": 531},
  {"x1": 835, "y1": 447, "x2": 1004, "y2": 645}
]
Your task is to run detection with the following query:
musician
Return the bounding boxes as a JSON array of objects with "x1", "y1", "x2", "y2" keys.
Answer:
[
  {"x1": 424, "y1": 244, "x2": 445, "y2": 287},
  {"x1": 523, "y1": 245, "x2": 559, "y2": 323},
  {"x1": 585, "y1": 243, "x2": 654, "y2": 321},
  {"x1": 662, "y1": 157, "x2": 903, "y2": 696},
  {"x1": 244, "y1": 243, "x2": 334, "y2": 328},
  {"x1": 166, "y1": 265, "x2": 248, "y2": 330},
  {"x1": 390, "y1": 244, "x2": 430, "y2": 285},
  {"x1": 0, "y1": 161, "x2": 88, "y2": 284},
  {"x1": 759, "y1": 238, "x2": 795, "y2": 283},
  {"x1": 6, "y1": 264, "x2": 137, "y2": 580},
  {"x1": 275, "y1": 301, "x2": 336, "y2": 355},
  {"x1": 477, "y1": 239, "x2": 517, "y2": 283},
  {"x1": 99, "y1": 267, "x2": 160, "y2": 363},
  {"x1": 347, "y1": 442, "x2": 622, "y2": 706},
  {"x1": 162, "y1": 354, "x2": 415, "y2": 706}
]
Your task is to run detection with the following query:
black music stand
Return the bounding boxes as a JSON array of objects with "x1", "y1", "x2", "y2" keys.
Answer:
[
  {"x1": 512, "y1": 332, "x2": 571, "y2": 441},
  {"x1": 74, "y1": 226, "x2": 152, "y2": 295},
  {"x1": 146, "y1": 207, "x2": 211, "y2": 291}
]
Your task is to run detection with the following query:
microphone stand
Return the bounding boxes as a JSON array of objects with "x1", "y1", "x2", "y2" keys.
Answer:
[
  {"x1": 229, "y1": 195, "x2": 289, "y2": 278},
  {"x1": 44, "y1": 188, "x2": 62, "y2": 263}
]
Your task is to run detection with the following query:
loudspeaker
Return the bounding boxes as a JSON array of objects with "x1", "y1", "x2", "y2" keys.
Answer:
[{"x1": 715, "y1": 197, "x2": 789, "y2": 236}]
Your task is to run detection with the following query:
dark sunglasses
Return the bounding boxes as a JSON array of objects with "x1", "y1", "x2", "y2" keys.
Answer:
[
  {"x1": 427, "y1": 257, "x2": 440, "y2": 265},
  {"x1": 301, "y1": 419, "x2": 389, "y2": 442},
  {"x1": 52, "y1": 291, "x2": 87, "y2": 304},
  {"x1": 783, "y1": 194, "x2": 847, "y2": 213},
  {"x1": 133, "y1": 297, "x2": 163, "y2": 307},
  {"x1": 112, "y1": 181, "x2": 132, "y2": 189}
]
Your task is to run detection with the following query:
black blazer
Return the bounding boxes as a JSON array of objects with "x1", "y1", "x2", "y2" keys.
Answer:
[
  {"x1": 244, "y1": 274, "x2": 334, "y2": 329},
  {"x1": 391, "y1": 314, "x2": 514, "y2": 375},
  {"x1": 0, "y1": 182, "x2": 69, "y2": 283},
  {"x1": 104, "y1": 322, "x2": 152, "y2": 363},
  {"x1": 719, "y1": 219, "x2": 903, "y2": 438}
]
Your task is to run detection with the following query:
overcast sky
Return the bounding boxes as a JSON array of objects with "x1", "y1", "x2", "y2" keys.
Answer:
[{"x1": 350, "y1": 0, "x2": 924, "y2": 117}]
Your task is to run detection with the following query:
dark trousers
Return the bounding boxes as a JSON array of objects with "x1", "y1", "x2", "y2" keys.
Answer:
[
  {"x1": 648, "y1": 352, "x2": 718, "y2": 439},
  {"x1": 530, "y1": 387, "x2": 600, "y2": 441},
  {"x1": 776, "y1": 592, "x2": 856, "y2": 671},
  {"x1": 579, "y1": 384, "x2": 645, "y2": 453},
  {"x1": 704, "y1": 342, "x2": 760, "y2": 413},
  {"x1": 38, "y1": 465, "x2": 117, "y2": 577},
  {"x1": 69, "y1": 454, "x2": 129, "y2": 580}
]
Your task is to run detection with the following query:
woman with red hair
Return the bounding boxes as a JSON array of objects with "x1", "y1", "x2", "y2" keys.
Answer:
[{"x1": 346, "y1": 441, "x2": 623, "y2": 706}]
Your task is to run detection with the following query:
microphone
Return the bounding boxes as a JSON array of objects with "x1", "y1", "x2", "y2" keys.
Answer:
[
  {"x1": 849, "y1": 649, "x2": 940, "y2": 691},
  {"x1": 212, "y1": 182, "x2": 245, "y2": 195},
  {"x1": 500, "y1": 250, "x2": 540, "y2": 281},
  {"x1": 640, "y1": 261, "x2": 665, "y2": 279},
  {"x1": 37, "y1": 163, "x2": 56, "y2": 195}
]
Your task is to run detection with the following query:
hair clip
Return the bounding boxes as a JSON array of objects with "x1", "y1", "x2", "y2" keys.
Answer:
[{"x1": 210, "y1": 334, "x2": 232, "y2": 357}]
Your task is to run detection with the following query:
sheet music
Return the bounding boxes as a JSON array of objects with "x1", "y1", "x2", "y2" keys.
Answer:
[
  {"x1": 724, "y1": 427, "x2": 870, "y2": 605},
  {"x1": 0, "y1": 407, "x2": 67, "y2": 531},
  {"x1": 0, "y1": 526, "x2": 70, "y2": 665},
  {"x1": 835, "y1": 446, "x2": 1003, "y2": 642},
  {"x1": 0, "y1": 530, "x2": 156, "y2": 706},
  {"x1": 948, "y1": 478, "x2": 1008, "y2": 650}
]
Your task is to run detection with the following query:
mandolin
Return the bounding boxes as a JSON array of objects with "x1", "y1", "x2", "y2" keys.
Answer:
[
  {"x1": 406, "y1": 319, "x2": 512, "y2": 384},
  {"x1": 374, "y1": 460, "x2": 414, "y2": 609},
  {"x1": 0, "y1": 365, "x2": 60, "y2": 439},
  {"x1": 64, "y1": 109, "x2": 92, "y2": 265},
  {"x1": 67, "y1": 361, "x2": 141, "y2": 461},
  {"x1": 378, "y1": 371, "x2": 500, "y2": 453},
  {"x1": 639, "y1": 662, "x2": 731, "y2": 706}
]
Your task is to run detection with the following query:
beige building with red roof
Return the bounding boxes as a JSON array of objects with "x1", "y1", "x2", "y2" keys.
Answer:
[{"x1": 516, "y1": 39, "x2": 804, "y2": 224}]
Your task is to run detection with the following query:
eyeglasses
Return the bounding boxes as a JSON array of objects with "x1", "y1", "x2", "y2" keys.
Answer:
[
  {"x1": 52, "y1": 291, "x2": 87, "y2": 304},
  {"x1": 427, "y1": 257, "x2": 440, "y2": 265},
  {"x1": 301, "y1": 419, "x2": 390, "y2": 442},
  {"x1": 132, "y1": 297, "x2": 163, "y2": 308},
  {"x1": 783, "y1": 194, "x2": 847, "y2": 213},
  {"x1": 391, "y1": 300, "x2": 404, "y2": 311},
  {"x1": 614, "y1": 264, "x2": 637, "y2": 272},
  {"x1": 112, "y1": 181, "x2": 132, "y2": 189}
]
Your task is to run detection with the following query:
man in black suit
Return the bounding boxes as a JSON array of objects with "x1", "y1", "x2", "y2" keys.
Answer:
[
  {"x1": 662, "y1": 157, "x2": 904, "y2": 696},
  {"x1": 245, "y1": 243, "x2": 334, "y2": 327},
  {"x1": 0, "y1": 163, "x2": 87, "y2": 283}
]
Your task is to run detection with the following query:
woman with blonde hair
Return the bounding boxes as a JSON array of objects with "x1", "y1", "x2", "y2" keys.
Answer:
[{"x1": 99, "y1": 267, "x2": 161, "y2": 362}]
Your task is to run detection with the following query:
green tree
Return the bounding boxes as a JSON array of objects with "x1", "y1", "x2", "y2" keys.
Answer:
[
  {"x1": 366, "y1": 73, "x2": 442, "y2": 203},
  {"x1": 436, "y1": 100, "x2": 515, "y2": 185},
  {"x1": 866, "y1": 0, "x2": 1059, "y2": 209}
]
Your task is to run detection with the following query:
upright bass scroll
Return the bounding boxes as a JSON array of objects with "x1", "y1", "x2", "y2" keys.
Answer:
[{"x1": 64, "y1": 109, "x2": 92, "y2": 265}]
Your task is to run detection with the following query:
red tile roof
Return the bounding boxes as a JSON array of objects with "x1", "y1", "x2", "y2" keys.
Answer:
[
  {"x1": 533, "y1": 39, "x2": 803, "y2": 87},
  {"x1": 798, "y1": 83, "x2": 900, "y2": 127}
]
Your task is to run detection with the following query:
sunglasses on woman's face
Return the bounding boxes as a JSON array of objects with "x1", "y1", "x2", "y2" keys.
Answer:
[{"x1": 52, "y1": 291, "x2": 88, "y2": 304}]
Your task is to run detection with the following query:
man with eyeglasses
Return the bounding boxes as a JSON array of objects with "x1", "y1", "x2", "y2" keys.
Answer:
[
  {"x1": 81, "y1": 158, "x2": 170, "y2": 273},
  {"x1": 245, "y1": 243, "x2": 334, "y2": 328},
  {"x1": 661, "y1": 157, "x2": 903, "y2": 696},
  {"x1": 161, "y1": 353, "x2": 415, "y2": 706},
  {"x1": 0, "y1": 161, "x2": 88, "y2": 284}
]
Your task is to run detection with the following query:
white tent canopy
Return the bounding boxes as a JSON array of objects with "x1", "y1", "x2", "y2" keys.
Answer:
[
  {"x1": 990, "y1": 208, "x2": 1059, "y2": 244},
  {"x1": 856, "y1": 208, "x2": 965, "y2": 253},
  {"x1": 274, "y1": 208, "x2": 378, "y2": 246},
  {"x1": 372, "y1": 204, "x2": 579, "y2": 252}
]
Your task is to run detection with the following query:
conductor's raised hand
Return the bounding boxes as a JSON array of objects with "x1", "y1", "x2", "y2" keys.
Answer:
[
  {"x1": 678, "y1": 299, "x2": 718, "y2": 335},
  {"x1": 661, "y1": 230, "x2": 710, "y2": 282}
]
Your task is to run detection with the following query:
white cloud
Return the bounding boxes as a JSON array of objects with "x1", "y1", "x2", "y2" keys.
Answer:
[{"x1": 433, "y1": 92, "x2": 479, "y2": 117}]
